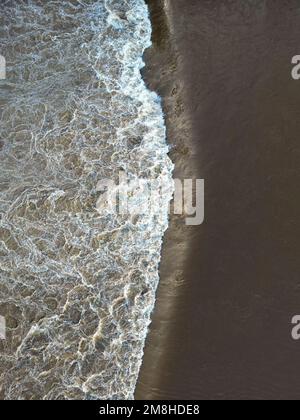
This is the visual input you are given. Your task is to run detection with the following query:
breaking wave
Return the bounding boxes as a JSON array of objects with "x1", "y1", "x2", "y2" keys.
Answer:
[{"x1": 0, "y1": 0, "x2": 173, "y2": 400}]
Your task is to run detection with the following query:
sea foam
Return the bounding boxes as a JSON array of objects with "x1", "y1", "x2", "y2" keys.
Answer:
[{"x1": 0, "y1": 0, "x2": 173, "y2": 400}]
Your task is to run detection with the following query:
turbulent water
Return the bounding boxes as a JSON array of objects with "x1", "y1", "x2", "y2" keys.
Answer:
[{"x1": 0, "y1": 0, "x2": 173, "y2": 400}]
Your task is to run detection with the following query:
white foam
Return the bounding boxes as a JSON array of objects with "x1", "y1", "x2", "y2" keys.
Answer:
[{"x1": 0, "y1": 0, "x2": 174, "y2": 400}]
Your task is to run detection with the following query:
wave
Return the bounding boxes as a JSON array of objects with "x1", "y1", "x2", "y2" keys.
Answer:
[{"x1": 0, "y1": 0, "x2": 173, "y2": 400}]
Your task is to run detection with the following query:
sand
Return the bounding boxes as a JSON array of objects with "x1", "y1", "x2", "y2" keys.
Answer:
[{"x1": 136, "y1": 0, "x2": 300, "y2": 400}]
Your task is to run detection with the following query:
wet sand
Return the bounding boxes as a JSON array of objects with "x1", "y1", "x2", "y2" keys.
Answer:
[{"x1": 136, "y1": 0, "x2": 300, "y2": 400}]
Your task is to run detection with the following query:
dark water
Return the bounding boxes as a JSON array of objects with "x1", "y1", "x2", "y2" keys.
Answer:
[{"x1": 137, "y1": 0, "x2": 300, "y2": 400}]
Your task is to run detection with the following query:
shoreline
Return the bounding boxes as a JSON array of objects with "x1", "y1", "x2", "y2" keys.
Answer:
[{"x1": 135, "y1": 0, "x2": 196, "y2": 399}]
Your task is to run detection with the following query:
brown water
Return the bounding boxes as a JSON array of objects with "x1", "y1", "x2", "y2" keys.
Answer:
[{"x1": 136, "y1": 0, "x2": 300, "y2": 400}]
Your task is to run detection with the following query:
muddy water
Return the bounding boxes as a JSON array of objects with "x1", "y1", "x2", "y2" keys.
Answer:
[
  {"x1": 0, "y1": 0, "x2": 173, "y2": 400},
  {"x1": 137, "y1": 0, "x2": 300, "y2": 400}
]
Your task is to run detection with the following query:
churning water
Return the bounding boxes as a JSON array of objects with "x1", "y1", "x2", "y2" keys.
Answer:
[{"x1": 0, "y1": 0, "x2": 173, "y2": 400}]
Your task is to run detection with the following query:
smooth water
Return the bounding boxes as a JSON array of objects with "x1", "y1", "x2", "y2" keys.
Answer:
[{"x1": 0, "y1": 0, "x2": 173, "y2": 400}]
